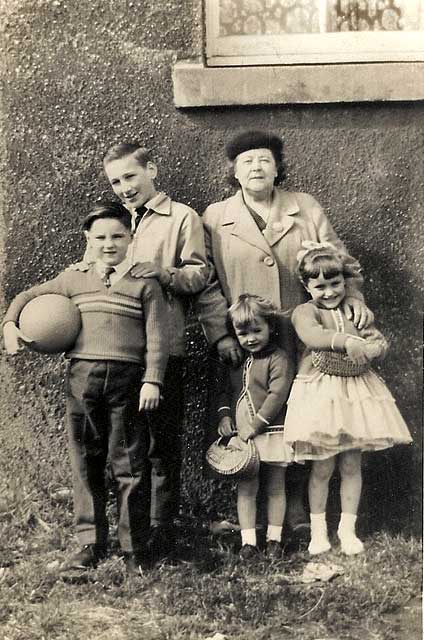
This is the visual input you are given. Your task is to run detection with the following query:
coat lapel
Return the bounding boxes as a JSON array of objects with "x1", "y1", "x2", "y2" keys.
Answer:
[
  {"x1": 222, "y1": 191, "x2": 273, "y2": 255},
  {"x1": 263, "y1": 190, "x2": 300, "y2": 247}
]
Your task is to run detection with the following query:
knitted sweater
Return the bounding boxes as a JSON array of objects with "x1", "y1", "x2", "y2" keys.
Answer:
[
  {"x1": 3, "y1": 266, "x2": 169, "y2": 385},
  {"x1": 292, "y1": 301, "x2": 389, "y2": 377},
  {"x1": 217, "y1": 344, "x2": 294, "y2": 433}
]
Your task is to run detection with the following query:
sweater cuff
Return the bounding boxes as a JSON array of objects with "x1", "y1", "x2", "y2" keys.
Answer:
[
  {"x1": 217, "y1": 405, "x2": 232, "y2": 419},
  {"x1": 251, "y1": 416, "x2": 267, "y2": 434},
  {"x1": 142, "y1": 368, "x2": 166, "y2": 386},
  {"x1": 344, "y1": 288, "x2": 365, "y2": 303},
  {"x1": 201, "y1": 325, "x2": 231, "y2": 349},
  {"x1": 256, "y1": 413, "x2": 270, "y2": 426},
  {"x1": 164, "y1": 268, "x2": 177, "y2": 294},
  {"x1": 331, "y1": 333, "x2": 349, "y2": 352}
]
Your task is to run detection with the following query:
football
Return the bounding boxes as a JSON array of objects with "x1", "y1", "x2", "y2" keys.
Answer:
[{"x1": 19, "y1": 294, "x2": 81, "y2": 354}]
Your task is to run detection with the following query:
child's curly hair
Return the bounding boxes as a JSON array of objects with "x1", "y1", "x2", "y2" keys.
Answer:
[{"x1": 228, "y1": 294, "x2": 284, "y2": 339}]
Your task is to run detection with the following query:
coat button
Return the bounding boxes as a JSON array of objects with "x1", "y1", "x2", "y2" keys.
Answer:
[{"x1": 264, "y1": 256, "x2": 274, "y2": 266}]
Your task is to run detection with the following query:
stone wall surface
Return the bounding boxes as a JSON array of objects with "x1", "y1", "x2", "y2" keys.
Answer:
[{"x1": 0, "y1": 0, "x2": 422, "y2": 532}]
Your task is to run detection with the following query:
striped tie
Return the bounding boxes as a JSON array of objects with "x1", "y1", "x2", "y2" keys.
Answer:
[{"x1": 102, "y1": 266, "x2": 115, "y2": 288}]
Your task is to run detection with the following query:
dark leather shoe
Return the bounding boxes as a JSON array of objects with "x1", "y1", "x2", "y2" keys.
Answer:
[
  {"x1": 60, "y1": 544, "x2": 107, "y2": 571},
  {"x1": 146, "y1": 525, "x2": 175, "y2": 562},
  {"x1": 266, "y1": 540, "x2": 283, "y2": 560},
  {"x1": 239, "y1": 544, "x2": 259, "y2": 560}
]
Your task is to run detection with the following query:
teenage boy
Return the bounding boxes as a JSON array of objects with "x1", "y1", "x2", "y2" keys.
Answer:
[
  {"x1": 3, "y1": 201, "x2": 169, "y2": 575},
  {"x1": 75, "y1": 143, "x2": 208, "y2": 562}
]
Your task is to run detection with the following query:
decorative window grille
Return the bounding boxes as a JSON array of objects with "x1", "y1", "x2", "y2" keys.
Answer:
[{"x1": 205, "y1": 0, "x2": 424, "y2": 65}]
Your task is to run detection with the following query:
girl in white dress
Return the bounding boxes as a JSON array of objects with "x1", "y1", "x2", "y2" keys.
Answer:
[{"x1": 283, "y1": 242, "x2": 412, "y2": 556}]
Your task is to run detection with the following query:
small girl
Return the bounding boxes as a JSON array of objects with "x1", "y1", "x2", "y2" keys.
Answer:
[
  {"x1": 217, "y1": 294, "x2": 294, "y2": 559},
  {"x1": 283, "y1": 241, "x2": 412, "y2": 556}
]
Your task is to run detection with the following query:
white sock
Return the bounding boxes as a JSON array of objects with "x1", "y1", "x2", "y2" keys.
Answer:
[
  {"x1": 337, "y1": 513, "x2": 364, "y2": 555},
  {"x1": 266, "y1": 525, "x2": 282, "y2": 542},
  {"x1": 338, "y1": 512, "x2": 357, "y2": 533},
  {"x1": 241, "y1": 528, "x2": 257, "y2": 547},
  {"x1": 308, "y1": 512, "x2": 331, "y2": 555}
]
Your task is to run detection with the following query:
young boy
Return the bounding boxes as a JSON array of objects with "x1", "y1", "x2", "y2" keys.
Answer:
[{"x1": 2, "y1": 201, "x2": 169, "y2": 576}]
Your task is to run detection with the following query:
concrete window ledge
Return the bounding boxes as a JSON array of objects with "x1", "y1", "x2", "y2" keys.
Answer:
[{"x1": 172, "y1": 61, "x2": 424, "y2": 107}]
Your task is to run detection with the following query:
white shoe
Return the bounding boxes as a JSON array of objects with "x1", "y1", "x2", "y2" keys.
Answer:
[
  {"x1": 338, "y1": 532, "x2": 364, "y2": 556},
  {"x1": 308, "y1": 536, "x2": 331, "y2": 555}
]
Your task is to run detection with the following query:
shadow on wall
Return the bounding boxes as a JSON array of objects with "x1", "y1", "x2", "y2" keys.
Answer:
[{"x1": 328, "y1": 246, "x2": 421, "y2": 536}]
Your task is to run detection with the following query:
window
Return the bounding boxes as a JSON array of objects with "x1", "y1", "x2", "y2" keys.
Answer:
[
  {"x1": 206, "y1": 0, "x2": 424, "y2": 65},
  {"x1": 172, "y1": 1, "x2": 424, "y2": 106}
]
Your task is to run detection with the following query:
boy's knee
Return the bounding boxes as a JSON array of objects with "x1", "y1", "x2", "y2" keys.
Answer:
[{"x1": 286, "y1": 462, "x2": 309, "y2": 485}]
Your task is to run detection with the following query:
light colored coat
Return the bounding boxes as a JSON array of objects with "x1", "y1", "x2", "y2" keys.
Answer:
[
  {"x1": 197, "y1": 188, "x2": 364, "y2": 356},
  {"x1": 85, "y1": 192, "x2": 208, "y2": 356}
]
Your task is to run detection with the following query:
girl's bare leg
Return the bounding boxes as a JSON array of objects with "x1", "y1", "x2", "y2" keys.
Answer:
[
  {"x1": 263, "y1": 464, "x2": 286, "y2": 558},
  {"x1": 338, "y1": 450, "x2": 364, "y2": 555},
  {"x1": 308, "y1": 457, "x2": 335, "y2": 555},
  {"x1": 309, "y1": 457, "x2": 335, "y2": 514},
  {"x1": 265, "y1": 465, "x2": 286, "y2": 528},
  {"x1": 238, "y1": 475, "x2": 260, "y2": 548}
]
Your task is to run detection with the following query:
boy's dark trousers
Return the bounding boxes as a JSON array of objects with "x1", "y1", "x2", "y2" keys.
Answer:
[
  {"x1": 146, "y1": 356, "x2": 184, "y2": 527},
  {"x1": 66, "y1": 359, "x2": 150, "y2": 553}
]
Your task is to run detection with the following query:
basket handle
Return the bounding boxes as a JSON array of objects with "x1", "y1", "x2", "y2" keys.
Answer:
[{"x1": 216, "y1": 432, "x2": 238, "y2": 447}]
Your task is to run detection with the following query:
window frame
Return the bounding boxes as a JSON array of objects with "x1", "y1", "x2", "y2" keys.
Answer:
[{"x1": 205, "y1": 0, "x2": 424, "y2": 66}]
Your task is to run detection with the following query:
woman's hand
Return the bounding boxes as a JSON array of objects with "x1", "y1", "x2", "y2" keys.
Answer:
[
  {"x1": 345, "y1": 336, "x2": 369, "y2": 365},
  {"x1": 3, "y1": 322, "x2": 34, "y2": 354},
  {"x1": 218, "y1": 416, "x2": 235, "y2": 437},
  {"x1": 216, "y1": 336, "x2": 243, "y2": 368},
  {"x1": 343, "y1": 297, "x2": 374, "y2": 330},
  {"x1": 130, "y1": 262, "x2": 171, "y2": 288},
  {"x1": 139, "y1": 382, "x2": 161, "y2": 411}
]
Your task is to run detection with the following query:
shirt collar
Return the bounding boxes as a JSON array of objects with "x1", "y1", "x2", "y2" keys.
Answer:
[
  {"x1": 95, "y1": 257, "x2": 131, "y2": 278},
  {"x1": 126, "y1": 192, "x2": 171, "y2": 222},
  {"x1": 129, "y1": 192, "x2": 171, "y2": 218},
  {"x1": 144, "y1": 192, "x2": 171, "y2": 215}
]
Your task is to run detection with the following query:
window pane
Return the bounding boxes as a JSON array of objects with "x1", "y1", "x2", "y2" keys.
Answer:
[
  {"x1": 327, "y1": 0, "x2": 424, "y2": 32},
  {"x1": 218, "y1": 0, "x2": 424, "y2": 35},
  {"x1": 218, "y1": 0, "x2": 321, "y2": 35},
  {"x1": 208, "y1": 0, "x2": 424, "y2": 64}
]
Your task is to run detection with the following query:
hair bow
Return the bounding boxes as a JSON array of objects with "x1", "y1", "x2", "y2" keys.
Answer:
[{"x1": 296, "y1": 240, "x2": 339, "y2": 265}]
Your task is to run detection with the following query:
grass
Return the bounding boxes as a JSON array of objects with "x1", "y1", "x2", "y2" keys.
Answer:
[
  {"x1": 0, "y1": 487, "x2": 421, "y2": 640},
  {"x1": 0, "y1": 357, "x2": 421, "y2": 640}
]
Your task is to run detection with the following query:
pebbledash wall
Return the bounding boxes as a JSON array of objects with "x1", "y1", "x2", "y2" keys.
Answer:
[{"x1": 0, "y1": 1, "x2": 422, "y2": 533}]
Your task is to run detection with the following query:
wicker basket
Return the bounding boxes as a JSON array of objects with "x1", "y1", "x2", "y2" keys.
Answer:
[
  {"x1": 206, "y1": 435, "x2": 260, "y2": 480},
  {"x1": 311, "y1": 350, "x2": 370, "y2": 377}
]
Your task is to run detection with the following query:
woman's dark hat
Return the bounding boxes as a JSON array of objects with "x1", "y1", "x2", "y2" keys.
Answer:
[{"x1": 226, "y1": 130, "x2": 283, "y2": 163}]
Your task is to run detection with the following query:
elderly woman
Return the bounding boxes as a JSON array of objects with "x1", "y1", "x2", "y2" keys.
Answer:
[{"x1": 197, "y1": 129, "x2": 372, "y2": 535}]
